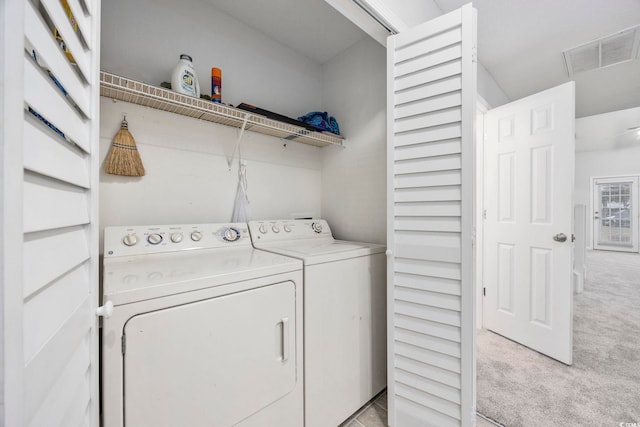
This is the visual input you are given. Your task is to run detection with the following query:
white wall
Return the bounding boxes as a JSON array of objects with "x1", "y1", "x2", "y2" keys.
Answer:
[
  {"x1": 101, "y1": 0, "x2": 323, "y2": 118},
  {"x1": 575, "y1": 149, "x2": 640, "y2": 247},
  {"x1": 477, "y1": 62, "x2": 509, "y2": 108},
  {"x1": 320, "y1": 37, "x2": 387, "y2": 244},
  {"x1": 99, "y1": 0, "x2": 345, "y2": 252},
  {"x1": 576, "y1": 106, "x2": 640, "y2": 152},
  {"x1": 575, "y1": 107, "x2": 640, "y2": 247},
  {"x1": 99, "y1": 99, "x2": 323, "y2": 252}
]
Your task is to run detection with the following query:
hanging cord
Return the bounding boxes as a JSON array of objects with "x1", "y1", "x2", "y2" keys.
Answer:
[
  {"x1": 230, "y1": 148, "x2": 250, "y2": 223},
  {"x1": 238, "y1": 157, "x2": 249, "y2": 203},
  {"x1": 237, "y1": 142, "x2": 249, "y2": 203},
  {"x1": 228, "y1": 114, "x2": 250, "y2": 170}
]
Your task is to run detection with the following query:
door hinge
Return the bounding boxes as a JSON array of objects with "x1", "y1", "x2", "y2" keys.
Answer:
[
  {"x1": 483, "y1": 209, "x2": 487, "y2": 220},
  {"x1": 483, "y1": 287, "x2": 486, "y2": 297},
  {"x1": 121, "y1": 334, "x2": 126, "y2": 356}
]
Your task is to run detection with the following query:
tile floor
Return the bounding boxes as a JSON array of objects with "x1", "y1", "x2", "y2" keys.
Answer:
[
  {"x1": 339, "y1": 391, "x2": 388, "y2": 427},
  {"x1": 339, "y1": 390, "x2": 502, "y2": 427}
]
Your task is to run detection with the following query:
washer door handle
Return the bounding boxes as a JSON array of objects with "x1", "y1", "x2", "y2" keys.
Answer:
[{"x1": 281, "y1": 317, "x2": 290, "y2": 362}]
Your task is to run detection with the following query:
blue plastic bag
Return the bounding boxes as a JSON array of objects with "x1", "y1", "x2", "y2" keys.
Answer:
[{"x1": 298, "y1": 111, "x2": 340, "y2": 135}]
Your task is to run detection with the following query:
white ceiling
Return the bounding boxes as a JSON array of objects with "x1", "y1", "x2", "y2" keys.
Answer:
[
  {"x1": 576, "y1": 106, "x2": 640, "y2": 152},
  {"x1": 434, "y1": 0, "x2": 640, "y2": 118},
  {"x1": 206, "y1": 0, "x2": 367, "y2": 64},
  {"x1": 208, "y1": 0, "x2": 640, "y2": 119}
]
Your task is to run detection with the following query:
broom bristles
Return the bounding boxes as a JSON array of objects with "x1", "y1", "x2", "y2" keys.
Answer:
[{"x1": 105, "y1": 124, "x2": 145, "y2": 177}]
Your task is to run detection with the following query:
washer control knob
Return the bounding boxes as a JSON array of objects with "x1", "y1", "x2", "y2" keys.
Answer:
[
  {"x1": 272, "y1": 225, "x2": 280, "y2": 233},
  {"x1": 223, "y1": 228, "x2": 240, "y2": 242},
  {"x1": 170, "y1": 233, "x2": 183, "y2": 243},
  {"x1": 191, "y1": 231, "x2": 203, "y2": 241},
  {"x1": 122, "y1": 234, "x2": 138, "y2": 246},
  {"x1": 284, "y1": 225, "x2": 292, "y2": 233},
  {"x1": 147, "y1": 233, "x2": 163, "y2": 245},
  {"x1": 259, "y1": 224, "x2": 268, "y2": 234},
  {"x1": 312, "y1": 222, "x2": 323, "y2": 233}
]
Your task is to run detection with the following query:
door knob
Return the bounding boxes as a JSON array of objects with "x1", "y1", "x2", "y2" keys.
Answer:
[
  {"x1": 96, "y1": 300, "x2": 114, "y2": 318},
  {"x1": 553, "y1": 233, "x2": 567, "y2": 242}
]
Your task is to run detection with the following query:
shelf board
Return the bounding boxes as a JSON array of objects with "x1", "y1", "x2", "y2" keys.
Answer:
[{"x1": 99, "y1": 71, "x2": 344, "y2": 148}]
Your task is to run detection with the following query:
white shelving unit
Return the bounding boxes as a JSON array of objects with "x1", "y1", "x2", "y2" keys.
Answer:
[{"x1": 99, "y1": 71, "x2": 344, "y2": 148}]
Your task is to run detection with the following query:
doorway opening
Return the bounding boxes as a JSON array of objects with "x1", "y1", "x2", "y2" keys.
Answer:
[
  {"x1": 476, "y1": 103, "x2": 640, "y2": 426},
  {"x1": 475, "y1": 83, "x2": 577, "y2": 425}
]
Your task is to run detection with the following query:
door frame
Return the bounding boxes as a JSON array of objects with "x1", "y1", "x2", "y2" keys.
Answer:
[
  {"x1": 475, "y1": 97, "x2": 489, "y2": 329},
  {"x1": 590, "y1": 174, "x2": 640, "y2": 252}
]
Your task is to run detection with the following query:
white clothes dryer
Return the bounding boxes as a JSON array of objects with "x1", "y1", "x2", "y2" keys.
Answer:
[
  {"x1": 248, "y1": 219, "x2": 386, "y2": 427},
  {"x1": 101, "y1": 223, "x2": 303, "y2": 427}
]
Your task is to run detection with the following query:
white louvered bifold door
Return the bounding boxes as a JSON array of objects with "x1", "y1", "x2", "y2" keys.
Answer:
[
  {"x1": 1, "y1": 0, "x2": 101, "y2": 425},
  {"x1": 386, "y1": 5, "x2": 476, "y2": 427}
]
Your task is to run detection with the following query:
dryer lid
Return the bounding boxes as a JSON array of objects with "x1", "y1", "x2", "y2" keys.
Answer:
[
  {"x1": 255, "y1": 238, "x2": 385, "y2": 265},
  {"x1": 103, "y1": 247, "x2": 301, "y2": 305}
]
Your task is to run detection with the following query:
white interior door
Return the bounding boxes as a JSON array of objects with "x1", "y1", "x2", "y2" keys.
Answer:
[
  {"x1": 592, "y1": 176, "x2": 639, "y2": 252},
  {"x1": 483, "y1": 82, "x2": 575, "y2": 365},
  {"x1": 2, "y1": 0, "x2": 101, "y2": 425},
  {"x1": 387, "y1": 5, "x2": 476, "y2": 426}
]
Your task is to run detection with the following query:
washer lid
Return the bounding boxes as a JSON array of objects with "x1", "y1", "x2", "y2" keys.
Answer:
[
  {"x1": 254, "y1": 238, "x2": 386, "y2": 265},
  {"x1": 103, "y1": 247, "x2": 301, "y2": 305}
]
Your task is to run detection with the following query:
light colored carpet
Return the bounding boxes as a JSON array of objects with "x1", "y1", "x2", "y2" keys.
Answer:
[{"x1": 477, "y1": 250, "x2": 640, "y2": 427}]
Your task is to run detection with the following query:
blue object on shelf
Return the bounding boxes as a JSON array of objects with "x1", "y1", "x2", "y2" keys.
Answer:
[{"x1": 297, "y1": 111, "x2": 340, "y2": 135}]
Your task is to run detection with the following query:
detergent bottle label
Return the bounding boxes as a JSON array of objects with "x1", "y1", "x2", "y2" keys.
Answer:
[{"x1": 181, "y1": 71, "x2": 196, "y2": 95}]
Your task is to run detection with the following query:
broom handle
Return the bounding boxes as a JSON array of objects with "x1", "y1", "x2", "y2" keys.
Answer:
[{"x1": 227, "y1": 113, "x2": 250, "y2": 170}]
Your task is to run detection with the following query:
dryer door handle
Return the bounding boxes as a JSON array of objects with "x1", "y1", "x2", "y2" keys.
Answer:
[{"x1": 281, "y1": 317, "x2": 290, "y2": 362}]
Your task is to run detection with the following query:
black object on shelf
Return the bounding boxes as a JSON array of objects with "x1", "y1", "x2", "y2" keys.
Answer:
[{"x1": 237, "y1": 103, "x2": 325, "y2": 133}]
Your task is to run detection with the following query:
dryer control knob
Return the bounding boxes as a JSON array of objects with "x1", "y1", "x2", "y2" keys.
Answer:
[
  {"x1": 312, "y1": 222, "x2": 323, "y2": 233},
  {"x1": 171, "y1": 233, "x2": 183, "y2": 243},
  {"x1": 259, "y1": 224, "x2": 268, "y2": 234},
  {"x1": 272, "y1": 225, "x2": 280, "y2": 233},
  {"x1": 284, "y1": 225, "x2": 292, "y2": 233},
  {"x1": 147, "y1": 233, "x2": 163, "y2": 245},
  {"x1": 223, "y1": 228, "x2": 240, "y2": 242},
  {"x1": 191, "y1": 231, "x2": 203, "y2": 241},
  {"x1": 122, "y1": 234, "x2": 138, "y2": 247}
]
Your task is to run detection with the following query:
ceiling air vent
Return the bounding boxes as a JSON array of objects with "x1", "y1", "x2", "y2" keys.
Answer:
[{"x1": 563, "y1": 25, "x2": 640, "y2": 77}]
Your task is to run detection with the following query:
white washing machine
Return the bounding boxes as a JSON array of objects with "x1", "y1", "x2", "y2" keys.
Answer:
[
  {"x1": 101, "y1": 223, "x2": 303, "y2": 427},
  {"x1": 248, "y1": 219, "x2": 387, "y2": 427}
]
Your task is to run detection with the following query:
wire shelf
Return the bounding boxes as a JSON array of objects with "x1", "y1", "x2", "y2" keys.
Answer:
[{"x1": 99, "y1": 72, "x2": 344, "y2": 148}]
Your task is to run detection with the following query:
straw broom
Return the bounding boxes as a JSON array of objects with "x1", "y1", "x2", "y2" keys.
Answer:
[{"x1": 105, "y1": 116, "x2": 145, "y2": 176}]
